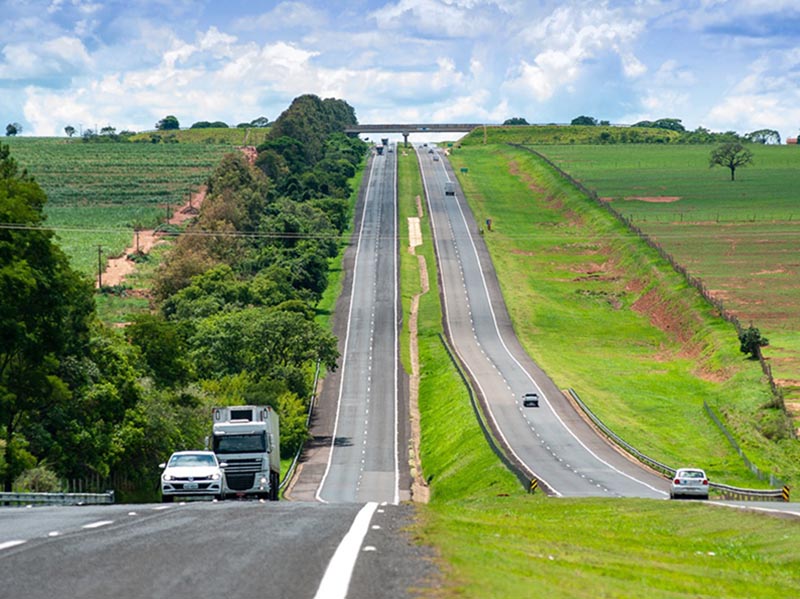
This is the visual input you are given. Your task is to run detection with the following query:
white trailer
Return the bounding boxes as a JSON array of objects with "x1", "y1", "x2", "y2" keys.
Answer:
[{"x1": 211, "y1": 406, "x2": 280, "y2": 501}]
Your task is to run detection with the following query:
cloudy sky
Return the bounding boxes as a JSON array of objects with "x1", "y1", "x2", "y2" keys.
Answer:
[{"x1": 2, "y1": 0, "x2": 800, "y2": 140}]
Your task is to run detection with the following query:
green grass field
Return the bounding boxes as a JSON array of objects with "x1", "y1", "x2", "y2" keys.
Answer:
[
  {"x1": 395, "y1": 147, "x2": 800, "y2": 598},
  {"x1": 128, "y1": 126, "x2": 270, "y2": 145},
  {"x1": 534, "y1": 143, "x2": 800, "y2": 402},
  {"x1": 445, "y1": 144, "x2": 800, "y2": 486},
  {"x1": 4, "y1": 137, "x2": 235, "y2": 275}
]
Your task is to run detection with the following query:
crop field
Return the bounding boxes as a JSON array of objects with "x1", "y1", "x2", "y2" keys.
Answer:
[
  {"x1": 535, "y1": 143, "x2": 800, "y2": 405},
  {"x1": 4, "y1": 137, "x2": 235, "y2": 275}
]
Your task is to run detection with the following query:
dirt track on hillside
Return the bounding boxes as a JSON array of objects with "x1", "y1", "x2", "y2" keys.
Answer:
[{"x1": 98, "y1": 186, "x2": 206, "y2": 288}]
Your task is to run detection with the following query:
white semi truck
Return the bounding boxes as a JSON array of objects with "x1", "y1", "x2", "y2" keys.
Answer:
[{"x1": 211, "y1": 405, "x2": 280, "y2": 501}]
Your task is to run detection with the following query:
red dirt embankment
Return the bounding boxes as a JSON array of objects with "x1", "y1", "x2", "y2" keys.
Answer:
[{"x1": 98, "y1": 186, "x2": 206, "y2": 288}]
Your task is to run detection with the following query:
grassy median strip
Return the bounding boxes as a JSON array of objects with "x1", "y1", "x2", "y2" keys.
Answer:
[{"x1": 397, "y1": 145, "x2": 800, "y2": 598}]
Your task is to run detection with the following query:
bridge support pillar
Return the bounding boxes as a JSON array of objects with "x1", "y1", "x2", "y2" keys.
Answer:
[{"x1": 403, "y1": 131, "x2": 409, "y2": 147}]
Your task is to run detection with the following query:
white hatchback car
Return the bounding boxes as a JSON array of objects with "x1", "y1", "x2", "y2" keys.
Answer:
[
  {"x1": 159, "y1": 450, "x2": 224, "y2": 502},
  {"x1": 670, "y1": 468, "x2": 709, "y2": 500}
]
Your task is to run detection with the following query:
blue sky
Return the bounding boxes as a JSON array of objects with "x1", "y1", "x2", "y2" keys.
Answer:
[{"x1": 2, "y1": 0, "x2": 800, "y2": 140}]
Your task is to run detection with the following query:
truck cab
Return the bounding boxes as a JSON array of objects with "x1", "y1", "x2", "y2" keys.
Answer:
[{"x1": 211, "y1": 406, "x2": 280, "y2": 501}]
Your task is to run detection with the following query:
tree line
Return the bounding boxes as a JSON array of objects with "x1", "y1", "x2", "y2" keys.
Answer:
[
  {"x1": 1, "y1": 94, "x2": 367, "y2": 499},
  {"x1": 501, "y1": 115, "x2": 784, "y2": 145}
]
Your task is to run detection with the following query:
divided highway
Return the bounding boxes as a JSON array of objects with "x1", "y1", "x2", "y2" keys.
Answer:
[{"x1": 418, "y1": 147, "x2": 670, "y2": 498}]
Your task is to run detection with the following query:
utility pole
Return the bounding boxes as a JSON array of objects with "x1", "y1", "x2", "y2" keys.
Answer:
[{"x1": 97, "y1": 245, "x2": 103, "y2": 288}]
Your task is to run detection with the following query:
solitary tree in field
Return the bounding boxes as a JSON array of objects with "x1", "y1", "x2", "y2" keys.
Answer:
[
  {"x1": 503, "y1": 117, "x2": 529, "y2": 125},
  {"x1": 64, "y1": 125, "x2": 76, "y2": 137},
  {"x1": 710, "y1": 142, "x2": 753, "y2": 181},
  {"x1": 739, "y1": 325, "x2": 768, "y2": 359},
  {"x1": 5, "y1": 122, "x2": 21, "y2": 136}
]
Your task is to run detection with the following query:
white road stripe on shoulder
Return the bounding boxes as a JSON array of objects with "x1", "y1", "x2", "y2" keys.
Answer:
[
  {"x1": 0, "y1": 540, "x2": 27, "y2": 551},
  {"x1": 313, "y1": 502, "x2": 379, "y2": 599}
]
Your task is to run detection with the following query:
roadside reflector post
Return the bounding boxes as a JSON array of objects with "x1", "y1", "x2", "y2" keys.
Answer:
[{"x1": 530, "y1": 479, "x2": 538, "y2": 494}]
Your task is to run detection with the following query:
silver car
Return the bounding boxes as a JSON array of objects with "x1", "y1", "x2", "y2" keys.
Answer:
[
  {"x1": 670, "y1": 468, "x2": 709, "y2": 500},
  {"x1": 160, "y1": 450, "x2": 224, "y2": 502}
]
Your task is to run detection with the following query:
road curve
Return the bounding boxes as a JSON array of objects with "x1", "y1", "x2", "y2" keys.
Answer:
[{"x1": 418, "y1": 146, "x2": 669, "y2": 498}]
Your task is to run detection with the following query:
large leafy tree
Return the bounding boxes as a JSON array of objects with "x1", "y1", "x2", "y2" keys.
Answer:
[
  {"x1": 745, "y1": 129, "x2": 781, "y2": 144},
  {"x1": 155, "y1": 115, "x2": 180, "y2": 131},
  {"x1": 0, "y1": 144, "x2": 96, "y2": 490},
  {"x1": 709, "y1": 142, "x2": 754, "y2": 181}
]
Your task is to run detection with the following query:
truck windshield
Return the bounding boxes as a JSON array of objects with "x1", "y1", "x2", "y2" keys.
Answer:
[{"x1": 213, "y1": 433, "x2": 266, "y2": 454}]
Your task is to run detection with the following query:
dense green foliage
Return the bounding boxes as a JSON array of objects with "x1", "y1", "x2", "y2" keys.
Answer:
[
  {"x1": 1, "y1": 95, "x2": 367, "y2": 499},
  {"x1": 0, "y1": 144, "x2": 137, "y2": 491}
]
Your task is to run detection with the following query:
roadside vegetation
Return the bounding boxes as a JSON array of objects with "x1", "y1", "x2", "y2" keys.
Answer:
[
  {"x1": 396, "y1": 144, "x2": 800, "y2": 598},
  {"x1": 0, "y1": 94, "x2": 367, "y2": 500}
]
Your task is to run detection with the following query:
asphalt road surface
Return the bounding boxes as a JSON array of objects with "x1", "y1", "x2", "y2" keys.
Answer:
[
  {"x1": 0, "y1": 500, "x2": 434, "y2": 599},
  {"x1": 313, "y1": 147, "x2": 404, "y2": 505},
  {"x1": 418, "y1": 146, "x2": 670, "y2": 499}
]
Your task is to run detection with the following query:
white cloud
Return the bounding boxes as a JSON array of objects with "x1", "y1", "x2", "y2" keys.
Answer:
[
  {"x1": 234, "y1": 2, "x2": 328, "y2": 32},
  {"x1": 370, "y1": 0, "x2": 507, "y2": 38},
  {"x1": 0, "y1": 36, "x2": 91, "y2": 80}
]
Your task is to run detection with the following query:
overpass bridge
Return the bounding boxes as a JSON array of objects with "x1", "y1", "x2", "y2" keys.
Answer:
[{"x1": 344, "y1": 123, "x2": 483, "y2": 145}]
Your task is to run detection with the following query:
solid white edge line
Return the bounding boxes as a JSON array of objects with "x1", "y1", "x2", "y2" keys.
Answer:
[
  {"x1": 0, "y1": 540, "x2": 27, "y2": 551},
  {"x1": 708, "y1": 500, "x2": 800, "y2": 518},
  {"x1": 392, "y1": 147, "x2": 400, "y2": 506},
  {"x1": 316, "y1": 153, "x2": 377, "y2": 504},
  {"x1": 313, "y1": 502, "x2": 379, "y2": 599}
]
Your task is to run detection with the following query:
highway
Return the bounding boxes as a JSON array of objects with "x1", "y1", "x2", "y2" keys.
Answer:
[
  {"x1": 0, "y1": 501, "x2": 432, "y2": 599},
  {"x1": 418, "y1": 146, "x2": 670, "y2": 498},
  {"x1": 314, "y1": 147, "x2": 404, "y2": 504}
]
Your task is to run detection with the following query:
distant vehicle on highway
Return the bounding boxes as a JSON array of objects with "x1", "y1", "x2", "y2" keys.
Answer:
[
  {"x1": 159, "y1": 450, "x2": 224, "y2": 502},
  {"x1": 522, "y1": 392, "x2": 539, "y2": 408},
  {"x1": 444, "y1": 181, "x2": 455, "y2": 196},
  {"x1": 433, "y1": 153, "x2": 439, "y2": 161},
  {"x1": 670, "y1": 468, "x2": 709, "y2": 500}
]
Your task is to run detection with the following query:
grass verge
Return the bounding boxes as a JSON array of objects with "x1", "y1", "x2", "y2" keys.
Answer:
[{"x1": 398, "y1": 144, "x2": 800, "y2": 598}]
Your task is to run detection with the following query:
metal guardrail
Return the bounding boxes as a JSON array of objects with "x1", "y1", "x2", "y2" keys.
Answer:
[
  {"x1": 568, "y1": 389, "x2": 789, "y2": 502},
  {"x1": 0, "y1": 491, "x2": 115, "y2": 506},
  {"x1": 280, "y1": 360, "x2": 322, "y2": 492}
]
